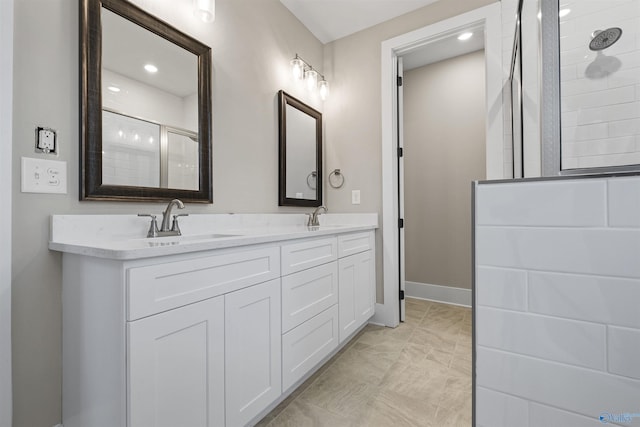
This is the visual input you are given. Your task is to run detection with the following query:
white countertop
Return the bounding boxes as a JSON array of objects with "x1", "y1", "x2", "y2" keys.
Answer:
[{"x1": 49, "y1": 213, "x2": 378, "y2": 260}]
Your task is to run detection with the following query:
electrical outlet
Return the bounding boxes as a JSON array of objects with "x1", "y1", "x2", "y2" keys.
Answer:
[
  {"x1": 352, "y1": 189, "x2": 361, "y2": 205},
  {"x1": 35, "y1": 127, "x2": 57, "y2": 154},
  {"x1": 21, "y1": 157, "x2": 67, "y2": 194}
]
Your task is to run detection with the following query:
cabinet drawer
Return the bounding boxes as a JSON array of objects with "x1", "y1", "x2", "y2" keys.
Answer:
[
  {"x1": 338, "y1": 231, "x2": 374, "y2": 258},
  {"x1": 281, "y1": 237, "x2": 337, "y2": 276},
  {"x1": 127, "y1": 246, "x2": 280, "y2": 320},
  {"x1": 282, "y1": 262, "x2": 338, "y2": 333},
  {"x1": 282, "y1": 305, "x2": 339, "y2": 391}
]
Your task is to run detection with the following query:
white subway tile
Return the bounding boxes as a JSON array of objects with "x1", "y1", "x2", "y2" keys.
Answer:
[
  {"x1": 610, "y1": 118, "x2": 640, "y2": 137},
  {"x1": 563, "y1": 123, "x2": 609, "y2": 141},
  {"x1": 609, "y1": 326, "x2": 640, "y2": 380},
  {"x1": 562, "y1": 157, "x2": 579, "y2": 169},
  {"x1": 563, "y1": 137, "x2": 636, "y2": 157},
  {"x1": 476, "y1": 267, "x2": 527, "y2": 311},
  {"x1": 476, "y1": 347, "x2": 640, "y2": 420},
  {"x1": 577, "y1": 102, "x2": 640, "y2": 126},
  {"x1": 609, "y1": 67, "x2": 640, "y2": 89},
  {"x1": 530, "y1": 403, "x2": 612, "y2": 427},
  {"x1": 476, "y1": 180, "x2": 606, "y2": 227},
  {"x1": 477, "y1": 307, "x2": 606, "y2": 369},
  {"x1": 561, "y1": 65, "x2": 577, "y2": 82},
  {"x1": 529, "y1": 272, "x2": 640, "y2": 329},
  {"x1": 563, "y1": 110, "x2": 579, "y2": 127},
  {"x1": 609, "y1": 177, "x2": 640, "y2": 227},
  {"x1": 577, "y1": 151, "x2": 640, "y2": 168},
  {"x1": 476, "y1": 227, "x2": 640, "y2": 278},
  {"x1": 563, "y1": 87, "x2": 636, "y2": 113},
  {"x1": 477, "y1": 387, "x2": 529, "y2": 427}
]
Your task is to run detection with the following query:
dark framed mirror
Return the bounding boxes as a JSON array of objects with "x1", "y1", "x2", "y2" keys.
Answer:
[
  {"x1": 278, "y1": 90, "x2": 323, "y2": 207},
  {"x1": 80, "y1": 0, "x2": 213, "y2": 202}
]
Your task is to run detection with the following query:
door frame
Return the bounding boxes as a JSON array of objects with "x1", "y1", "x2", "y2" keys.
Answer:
[
  {"x1": 1, "y1": 0, "x2": 14, "y2": 424},
  {"x1": 375, "y1": 2, "x2": 503, "y2": 327}
]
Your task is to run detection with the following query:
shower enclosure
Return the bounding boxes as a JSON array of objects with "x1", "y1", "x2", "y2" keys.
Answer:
[{"x1": 540, "y1": 0, "x2": 640, "y2": 175}]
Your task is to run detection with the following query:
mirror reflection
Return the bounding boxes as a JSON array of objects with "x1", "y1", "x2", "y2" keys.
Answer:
[
  {"x1": 278, "y1": 91, "x2": 323, "y2": 207},
  {"x1": 80, "y1": 0, "x2": 212, "y2": 202},
  {"x1": 101, "y1": 7, "x2": 199, "y2": 190}
]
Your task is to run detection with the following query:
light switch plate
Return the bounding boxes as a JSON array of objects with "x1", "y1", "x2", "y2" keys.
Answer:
[
  {"x1": 21, "y1": 157, "x2": 67, "y2": 194},
  {"x1": 352, "y1": 189, "x2": 361, "y2": 205}
]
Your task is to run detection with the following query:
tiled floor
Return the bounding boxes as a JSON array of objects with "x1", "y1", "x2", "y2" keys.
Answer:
[{"x1": 257, "y1": 298, "x2": 472, "y2": 427}]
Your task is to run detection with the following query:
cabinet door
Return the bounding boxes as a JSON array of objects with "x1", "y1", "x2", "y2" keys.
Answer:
[
  {"x1": 128, "y1": 296, "x2": 225, "y2": 427},
  {"x1": 225, "y1": 279, "x2": 282, "y2": 427},
  {"x1": 338, "y1": 250, "x2": 375, "y2": 343}
]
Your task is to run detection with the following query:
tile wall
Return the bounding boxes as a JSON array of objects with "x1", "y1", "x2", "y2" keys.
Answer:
[
  {"x1": 475, "y1": 175, "x2": 640, "y2": 426},
  {"x1": 560, "y1": 1, "x2": 640, "y2": 170}
]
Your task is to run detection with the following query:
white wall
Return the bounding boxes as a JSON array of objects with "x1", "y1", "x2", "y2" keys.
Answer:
[
  {"x1": 475, "y1": 176, "x2": 640, "y2": 426},
  {"x1": 1, "y1": 0, "x2": 13, "y2": 425},
  {"x1": 560, "y1": 1, "x2": 640, "y2": 170},
  {"x1": 11, "y1": 0, "x2": 324, "y2": 425},
  {"x1": 102, "y1": 68, "x2": 194, "y2": 131}
]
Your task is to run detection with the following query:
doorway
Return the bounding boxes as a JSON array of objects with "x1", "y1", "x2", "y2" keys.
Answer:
[
  {"x1": 401, "y1": 48, "x2": 487, "y2": 321},
  {"x1": 374, "y1": 2, "x2": 503, "y2": 328}
]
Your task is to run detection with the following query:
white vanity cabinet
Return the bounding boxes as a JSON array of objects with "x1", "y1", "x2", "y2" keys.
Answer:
[
  {"x1": 58, "y1": 227, "x2": 376, "y2": 427},
  {"x1": 225, "y1": 279, "x2": 281, "y2": 427},
  {"x1": 128, "y1": 295, "x2": 225, "y2": 427},
  {"x1": 338, "y1": 232, "x2": 376, "y2": 342}
]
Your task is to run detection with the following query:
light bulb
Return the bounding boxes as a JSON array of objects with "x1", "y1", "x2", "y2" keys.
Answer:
[
  {"x1": 305, "y1": 69, "x2": 318, "y2": 92},
  {"x1": 291, "y1": 57, "x2": 304, "y2": 80},
  {"x1": 144, "y1": 64, "x2": 158, "y2": 73},
  {"x1": 458, "y1": 32, "x2": 473, "y2": 41},
  {"x1": 193, "y1": 0, "x2": 215, "y2": 23},
  {"x1": 318, "y1": 80, "x2": 330, "y2": 101}
]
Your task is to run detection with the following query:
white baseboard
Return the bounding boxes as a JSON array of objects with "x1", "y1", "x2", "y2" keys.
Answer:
[{"x1": 405, "y1": 281, "x2": 471, "y2": 307}]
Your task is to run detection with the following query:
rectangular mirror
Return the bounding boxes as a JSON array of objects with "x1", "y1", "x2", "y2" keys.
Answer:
[
  {"x1": 81, "y1": 0, "x2": 212, "y2": 202},
  {"x1": 278, "y1": 90, "x2": 323, "y2": 207}
]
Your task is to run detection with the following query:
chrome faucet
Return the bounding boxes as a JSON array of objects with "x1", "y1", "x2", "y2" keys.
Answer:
[
  {"x1": 138, "y1": 199, "x2": 188, "y2": 238},
  {"x1": 307, "y1": 206, "x2": 327, "y2": 227}
]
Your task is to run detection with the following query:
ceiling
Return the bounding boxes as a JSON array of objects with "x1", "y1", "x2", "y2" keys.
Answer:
[
  {"x1": 280, "y1": 0, "x2": 485, "y2": 70},
  {"x1": 279, "y1": 0, "x2": 440, "y2": 44},
  {"x1": 402, "y1": 26, "x2": 485, "y2": 70},
  {"x1": 102, "y1": 7, "x2": 197, "y2": 98}
]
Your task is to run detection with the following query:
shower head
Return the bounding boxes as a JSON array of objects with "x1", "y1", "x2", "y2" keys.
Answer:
[{"x1": 589, "y1": 27, "x2": 623, "y2": 51}]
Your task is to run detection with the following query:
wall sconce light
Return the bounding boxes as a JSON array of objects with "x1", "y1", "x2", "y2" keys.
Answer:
[
  {"x1": 290, "y1": 54, "x2": 330, "y2": 100},
  {"x1": 193, "y1": 0, "x2": 215, "y2": 23}
]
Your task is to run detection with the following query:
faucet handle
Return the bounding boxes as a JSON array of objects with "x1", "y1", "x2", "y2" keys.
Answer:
[
  {"x1": 138, "y1": 214, "x2": 159, "y2": 238},
  {"x1": 171, "y1": 213, "x2": 189, "y2": 234}
]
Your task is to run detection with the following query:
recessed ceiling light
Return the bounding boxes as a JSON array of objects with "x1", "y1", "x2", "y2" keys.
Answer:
[
  {"x1": 144, "y1": 64, "x2": 158, "y2": 73},
  {"x1": 458, "y1": 32, "x2": 473, "y2": 41},
  {"x1": 559, "y1": 8, "x2": 571, "y2": 18},
  {"x1": 107, "y1": 86, "x2": 121, "y2": 93}
]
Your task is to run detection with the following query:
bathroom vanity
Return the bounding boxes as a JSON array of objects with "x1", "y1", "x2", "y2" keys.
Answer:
[{"x1": 50, "y1": 214, "x2": 377, "y2": 427}]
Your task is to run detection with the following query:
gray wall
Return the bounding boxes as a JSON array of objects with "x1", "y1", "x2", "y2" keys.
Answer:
[
  {"x1": 1, "y1": 0, "x2": 14, "y2": 425},
  {"x1": 403, "y1": 50, "x2": 486, "y2": 290},
  {"x1": 11, "y1": 0, "x2": 323, "y2": 425},
  {"x1": 322, "y1": 0, "x2": 496, "y2": 301}
]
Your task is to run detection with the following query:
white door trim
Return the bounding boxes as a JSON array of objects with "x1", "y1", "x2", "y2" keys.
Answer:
[
  {"x1": 0, "y1": 0, "x2": 14, "y2": 425},
  {"x1": 376, "y1": 2, "x2": 503, "y2": 327}
]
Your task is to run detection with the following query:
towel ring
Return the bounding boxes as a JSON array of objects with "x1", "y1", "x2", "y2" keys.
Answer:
[
  {"x1": 306, "y1": 171, "x2": 317, "y2": 190},
  {"x1": 328, "y1": 169, "x2": 345, "y2": 189}
]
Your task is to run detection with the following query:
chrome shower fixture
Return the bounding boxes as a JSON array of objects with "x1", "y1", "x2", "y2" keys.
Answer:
[{"x1": 589, "y1": 27, "x2": 623, "y2": 51}]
